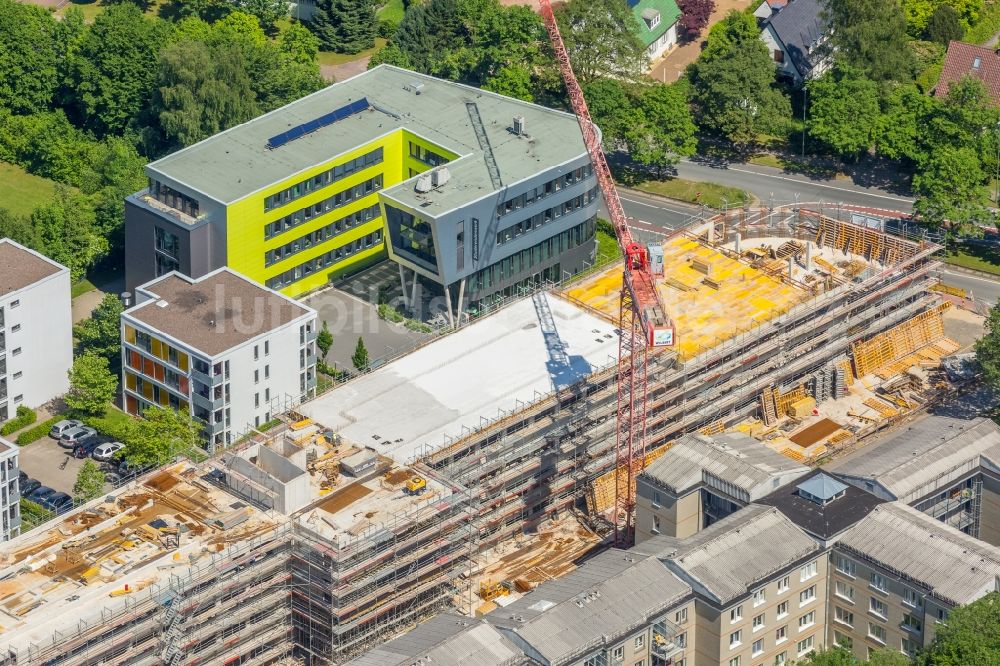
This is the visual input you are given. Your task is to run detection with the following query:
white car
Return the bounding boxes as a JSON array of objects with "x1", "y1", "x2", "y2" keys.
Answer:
[
  {"x1": 91, "y1": 441, "x2": 124, "y2": 462},
  {"x1": 49, "y1": 419, "x2": 83, "y2": 439}
]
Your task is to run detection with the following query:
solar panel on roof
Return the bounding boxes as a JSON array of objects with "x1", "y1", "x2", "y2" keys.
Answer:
[{"x1": 267, "y1": 97, "x2": 371, "y2": 149}]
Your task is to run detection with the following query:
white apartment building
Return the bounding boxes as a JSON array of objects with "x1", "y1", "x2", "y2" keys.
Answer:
[
  {"x1": 0, "y1": 437, "x2": 19, "y2": 541},
  {"x1": 121, "y1": 268, "x2": 317, "y2": 450},
  {"x1": 0, "y1": 239, "x2": 72, "y2": 421}
]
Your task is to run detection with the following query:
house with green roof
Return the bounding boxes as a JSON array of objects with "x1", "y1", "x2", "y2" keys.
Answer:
[{"x1": 630, "y1": 0, "x2": 682, "y2": 63}]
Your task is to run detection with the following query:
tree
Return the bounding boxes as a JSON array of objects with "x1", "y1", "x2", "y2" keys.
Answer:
[
  {"x1": 688, "y1": 11, "x2": 791, "y2": 149},
  {"x1": 66, "y1": 353, "x2": 118, "y2": 416},
  {"x1": 913, "y1": 145, "x2": 992, "y2": 238},
  {"x1": 624, "y1": 82, "x2": 697, "y2": 176},
  {"x1": 554, "y1": 0, "x2": 648, "y2": 84},
  {"x1": 75, "y1": 293, "x2": 126, "y2": 367},
  {"x1": 62, "y1": 5, "x2": 170, "y2": 136},
  {"x1": 867, "y1": 650, "x2": 911, "y2": 666},
  {"x1": 280, "y1": 22, "x2": 321, "y2": 64},
  {"x1": 120, "y1": 405, "x2": 202, "y2": 467},
  {"x1": 233, "y1": 0, "x2": 288, "y2": 31},
  {"x1": 317, "y1": 321, "x2": 333, "y2": 359},
  {"x1": 807, "y1": 70, "x2": 881, "y2": 160},
  {"x1": 677, "y1": 0, "x2": 715, "y2": 41},
  {"x1": 584, "y1": 79, "x2": 635, "y2": 150},
  {"x1": 309, "y1": 0, "x2": 377, "y2": 54},
  {"x1": 875, "y1": 84, "x2": 934, "y2": 164},
  {"x1": 153, "y1": 40, "x2": 260, "y2": 151},
  {"x1": 797, "y1": 646, "x2": 910, "y2": 666},
  {"x1": 32, "y1": 187, "x2": 107, "y2": 283},
  {"x1": 73, "y1": 460, "x2": 106, "y2": 502},
  {"x1": 822, "y1": 0, "x2": 915, "y2": 82},
  {"x1": 0, "y1": 0, "x2": 60, "y2": 114},
  {"x1": 352, "y1": 336, "x2": 370, "y2": 371},
  {"x1": 482, "y1": 64, "x2": 535, "y2": 102},
  {"x1": 902, "y1": 0, "x2": 982, "y2": 36},
  {"x1": 918, "y1": 592, "x2": 1000, "y2": 665},
  {"x1": 926, "y1": 4, "x2": 964, "y2": 46},
  {"x1": 387, "y1": 0, "x2": 464, "y2": 73}
]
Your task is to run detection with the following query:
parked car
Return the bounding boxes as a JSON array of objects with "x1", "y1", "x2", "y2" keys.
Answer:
[
  {"x1": 40, "y1": 492, "x2": 73, "y2": 514},
  {"x1": 49, "y1": 419, "x2": 83, "y2": 439},
  {"x1": 59, "y1": 426, "x2": 97, "y2": 448},
  {"x1": 73, "y1": 438, "x2": 103, "y2": 459},
  {"x1": 20, "y1": 478, "x2": 41, "y2": 495},
  {"x1": 103, "y1": 459, "x2": 152, "y2": 485},
  {"x1": 91, "y1": 441, "x2": 124, "y2": 462},
  {"x1": 27, "y1": 486, "x2": 56, "y2": 503},
  {"x1": 18, "y1": 470, "x2": 27, "y2": 485}
]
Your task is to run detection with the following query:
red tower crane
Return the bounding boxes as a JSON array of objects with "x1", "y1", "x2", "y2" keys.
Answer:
[{"x1": 537, "y1": 0, "x2": 675, "y2": 547}]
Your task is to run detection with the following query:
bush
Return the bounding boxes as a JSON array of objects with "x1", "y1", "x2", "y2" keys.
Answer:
[
  {"x1": 377, "y1": 302, "x2": 406, "y2": 323},
  {"x1": 377, "y1": 17, "x2": 398, "y2": 39},
  {"x1": 20, "y1": 498, "x2": 54, "y2": 530},
  {"x1": 0, "y1": 405, "x2": 37, "y2": 436},
  {"x1": 16, "y1": 414, "x2": 63, "y2": 446}
]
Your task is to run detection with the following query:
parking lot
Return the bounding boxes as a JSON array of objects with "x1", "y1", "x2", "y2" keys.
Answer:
[{"x1": 18, "y1": 436, "x2": 88, "y2": 495}]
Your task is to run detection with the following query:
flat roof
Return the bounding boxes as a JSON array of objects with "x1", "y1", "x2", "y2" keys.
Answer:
[
  {"x1": 0, "y1": 463, "x2": 282, "y2": 654},
  {"x1": 125, "y1": 269, "x2": 313, "y2": 357},
  {"x1": 640, "y1": 432, "x2": 810, "y2": 501},
  {"x1": 0, "y1": 239, "x2": 65, "y2": 297},
  {"x1": 756, "y1": 470, "x2": 887, "y2": 540},
  {"x1": 297, "y1": 292, "x2": 618, "y2": 462},
  {"x1": 148, "y1": 65, "x2": 588, "y2": 213}
]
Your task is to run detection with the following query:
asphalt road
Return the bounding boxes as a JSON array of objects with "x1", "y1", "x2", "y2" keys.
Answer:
[
  {"x1": 936, "y1": 268, "x2": 1000, "y2": 308},
  {"x1": 673, "y1": 158, "x2": 916, "y2": 212}
]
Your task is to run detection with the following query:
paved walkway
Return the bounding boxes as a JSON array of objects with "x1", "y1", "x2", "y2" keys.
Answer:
[
  {"x1": 650, "y1": 0, "x2": 757, "y2": 83},
  {"x1": 71, "y1": 288, "x2": 104, "y2": 324}
]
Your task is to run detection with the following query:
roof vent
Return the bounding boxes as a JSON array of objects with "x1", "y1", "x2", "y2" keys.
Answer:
[
  {"x1": 513, "y1": 115, "x2": 526, "y2": 136},
  {"x1": 156, "y1": 300, "x2": 169, "y2": 308},
  {"x1": 415, "y1": 174, "x2": 433, "y2": 193},
  {"x1": 406, "y1": 82, "x2": 425, "y2": 95},
  {"x1": 431, "y1": 167, "x2": 450, "y2": 187}
]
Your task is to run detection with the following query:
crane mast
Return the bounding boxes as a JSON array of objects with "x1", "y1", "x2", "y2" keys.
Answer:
[{"x1": 538, "y1": 0, "x2": 674, "y2": 547}]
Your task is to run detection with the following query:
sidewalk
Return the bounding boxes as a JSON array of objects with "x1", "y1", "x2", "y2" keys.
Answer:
[{"x1": 650, "y1": 0, "x2": 757, "y2": 83}]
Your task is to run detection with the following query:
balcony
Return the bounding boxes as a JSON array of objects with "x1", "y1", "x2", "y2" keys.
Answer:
[
  {"x1": 191, "y1": 367, "x2": 224, "y2": 387},
  {"x1": 652, "y1": 618, "x2": 684, "y2": 664},
  {"x1": 192, "y1": 391, "x2": 225, "y2": 412}
]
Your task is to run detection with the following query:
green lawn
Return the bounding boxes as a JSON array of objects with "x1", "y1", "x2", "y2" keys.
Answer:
[
  {"x1": 377, "y1": 0, "x2": 404, "y2": 22},
  {"x1": 318, "y1": 38, "x2": 387, "y2": 66},
  {"x1": 942, "y1": 244, "x2": 1000, "y2": 277},
  {"x1": 0, "y1": 161, "x2": 59, "y2": 217},
  {"x1": 84, "y1": 406, "x2": 134, "y2": 439},
  {"x1": 72, "y1": 278, "x2": 97, "y2": 299},
  {"x1": 596, "y1": 229, "x2": 622, "y2": 266},
  {"x1": 632, "y1": 177, "x2": 750, "y2": 209},
  {"x1": 58, "y1": 0, "x2": 105, "y2": 22}
]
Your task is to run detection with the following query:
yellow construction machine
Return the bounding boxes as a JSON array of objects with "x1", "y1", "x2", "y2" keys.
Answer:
[{"x1": 403, "y1": 477, "x2": 427, "y2": 496}]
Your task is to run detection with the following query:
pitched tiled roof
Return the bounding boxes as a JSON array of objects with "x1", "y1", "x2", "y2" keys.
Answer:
[{"x1": 936, "y1": 41, "x2": 1000, "y2": 102}]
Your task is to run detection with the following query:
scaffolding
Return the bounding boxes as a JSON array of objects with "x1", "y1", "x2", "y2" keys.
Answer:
[{"x1": 851, "y1": 304, "x2": 949, "y2": 378}]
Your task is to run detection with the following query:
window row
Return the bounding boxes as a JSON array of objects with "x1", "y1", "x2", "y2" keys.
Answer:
[
  {"x1": 264, "y1": 176, "x2": 383, "y2": 240},
  {"x1": 265, "y1": 204, "x2": 380, "y2": 267},
  {"x1": 266, "y1": 230, "x2": 383, "y2": 290},
  {"x1": 124, "y1": 326, "x2": 191, "y2": 372},
  {"x1": 496, "y1": 165, "x2": 594, "y2": 217},
  {"x1": 470, "y1": 217, "x2": 596, "y2": 293},
  {"x1": 408, "y1": 142, "x2": 449, "y2": 167},
  {"x1": 125, "y1": 348, "x2": 190, "y2": 394},
  {"x1": 496, "y1": 187, "x2": 599, "y2": 245},
  {"x1": 125, "y1": 371, "x2": 187, "y2": 412},
  {"x1": 150, "y1": 180, "x2": 199, "y2": 218},
  {"x1": 264, "y1": 147, "x2": 384, "y2": 212}
]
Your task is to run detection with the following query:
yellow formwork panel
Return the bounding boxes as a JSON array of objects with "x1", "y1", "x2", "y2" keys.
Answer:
[{"x1": 561, "y1": 235, "x2": 810, "y2": 360}]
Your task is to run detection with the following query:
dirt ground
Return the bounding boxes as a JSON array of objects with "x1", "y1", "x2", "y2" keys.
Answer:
[
  {"x1": 322, "y1": 57, "x2": 371, "y2": 84},
  {"x1": 650, "y1": 0, "x2": 758, "y2": 83}
]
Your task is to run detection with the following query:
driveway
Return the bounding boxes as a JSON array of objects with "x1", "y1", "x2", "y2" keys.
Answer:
[
  {"x1": 650, "y1": 0, "x2": 757, "y2": 83},
  {"x1": 18, "y1": 437, "x2": 89, "y2": 496}
]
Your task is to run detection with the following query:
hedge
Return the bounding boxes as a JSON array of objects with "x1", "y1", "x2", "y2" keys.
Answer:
[
  {"x1": 16, "y1": 414, "x2": 63, "y2": 446},
  {"x1": 0, "y1": 405, "x2": 36, "y2": 436}
]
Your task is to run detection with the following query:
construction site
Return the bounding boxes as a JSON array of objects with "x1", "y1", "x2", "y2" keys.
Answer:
[{"x1": 0, "y1": 208, "x2": 982, "y2": 666}]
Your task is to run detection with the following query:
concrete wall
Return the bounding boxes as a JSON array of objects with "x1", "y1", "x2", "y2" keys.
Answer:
[
  {"x1": 979, "y1": 475, "x2": 1000, "y2": 546},
  {"x1": 256, "y1": 445, "x2": 311, "y2": 514},
  {"x1": 707, "y1": 554, "x2": 828, "y2": 666},
  {"x1": 0, "y1": 263, "x2": 71, "y2": 412},
  {"x1": 124, "y1": 195, "x2": 219, "y2": 292}
]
